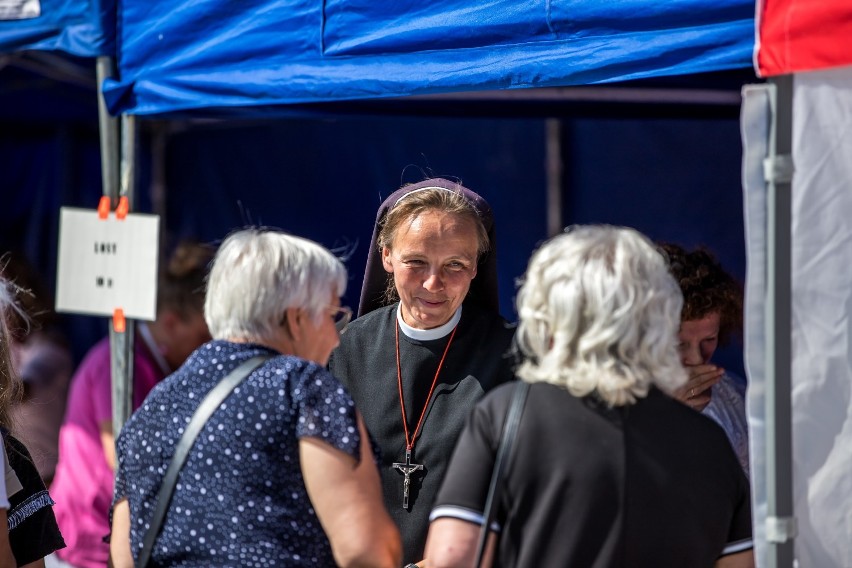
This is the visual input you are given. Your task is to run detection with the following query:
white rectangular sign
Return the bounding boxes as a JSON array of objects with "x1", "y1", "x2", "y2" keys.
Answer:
[
  {"x1": 0, "y1": 0, "x2": 40, "y2": 20},
  {"x1": 56, "y1": 207, "x2": 160, "y2": 321}
]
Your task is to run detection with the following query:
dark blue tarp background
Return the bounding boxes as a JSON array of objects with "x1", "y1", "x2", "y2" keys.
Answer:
[
  {"x1": 162, "y1": 116, "x2": 549, "y2": 320},
  {"x1": 0, "y1": 110, "x2": 746, "y2": 376},
  {"x1": 160, "y1": 110, "x2": 747, "y2": 376}
]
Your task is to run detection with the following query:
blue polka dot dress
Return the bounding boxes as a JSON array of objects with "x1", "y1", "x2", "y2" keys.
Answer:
[{"x1": 114, "y1": 341, "x2": 361, "y2": 566}]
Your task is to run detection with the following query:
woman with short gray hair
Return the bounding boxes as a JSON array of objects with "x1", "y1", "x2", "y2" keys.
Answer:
[
  {"x1": 426, "y1": 225, "x2": 753, "y2": 568},
  {"x1": 110, "y1": 228, "x2": 401, "y2": 568}
]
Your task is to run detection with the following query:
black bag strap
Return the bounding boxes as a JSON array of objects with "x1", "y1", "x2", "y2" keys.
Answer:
[
  {"x1": 135, "y1": 355, "x2": 270, "y2": 568},
  {"x1": 474, "y1": 380, "x2": 530, "y2": 568}
]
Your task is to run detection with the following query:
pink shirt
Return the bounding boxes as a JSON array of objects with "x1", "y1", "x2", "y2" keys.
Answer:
[{"x1": 52, "y1": 335, "x2": 166, "y2": 568}]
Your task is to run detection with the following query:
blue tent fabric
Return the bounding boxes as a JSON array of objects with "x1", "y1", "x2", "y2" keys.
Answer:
[
  {"x1": 105, "y1": 0, "x2": 753, "y2": 117},
  {"x1": 0, "y1": 0, "x2": 114, "y2": 56}
]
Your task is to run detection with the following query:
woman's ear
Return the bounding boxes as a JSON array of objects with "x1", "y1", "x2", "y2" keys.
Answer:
[
  {"x1": 381, "y1": 247, "x2": 394, "y2": 273},
  {"x1": 283, "y1": 307, "x2": 302, "y2": 341}
]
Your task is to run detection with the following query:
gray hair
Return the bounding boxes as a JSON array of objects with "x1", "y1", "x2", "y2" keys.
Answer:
[
  {"x1": 204, "y1": 229, "x2": 347, "y2": 342},
  {"x1": 515, "y1": 225, "x2": 687, "y2": 406}
]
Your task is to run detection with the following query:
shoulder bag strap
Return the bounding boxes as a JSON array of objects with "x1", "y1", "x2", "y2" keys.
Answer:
[
  {"x1": 474, "y1": 380, "x2": 530, "y2": 568},
  {"x1": 136, "y1": 354, "x2": 271, "y2": 568}
]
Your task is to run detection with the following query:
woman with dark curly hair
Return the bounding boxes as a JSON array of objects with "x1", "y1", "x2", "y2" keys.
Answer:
[{"x1": 660, "y1": 243, "x2": 749, "y2": 474}]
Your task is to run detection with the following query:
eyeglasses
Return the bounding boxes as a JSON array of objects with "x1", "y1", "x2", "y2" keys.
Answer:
[
  {"x1": 330, "y1": 305, "x2": 352, "y2": 332},
  {"x1": 278, "y1": 305, "x2": 352, "y2": 332}
]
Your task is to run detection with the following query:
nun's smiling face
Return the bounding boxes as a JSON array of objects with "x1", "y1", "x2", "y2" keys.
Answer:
[{"x1": 382, "y1": 210, "x2": 479, "y2": 329}]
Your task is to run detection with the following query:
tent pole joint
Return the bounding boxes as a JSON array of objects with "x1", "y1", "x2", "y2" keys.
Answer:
[
  {"x1": 766, "y1": 516, "x2": 798, "y2": 544},
  {"x1": 763, "y1": 155, "x2": 794, "y2": 184}
]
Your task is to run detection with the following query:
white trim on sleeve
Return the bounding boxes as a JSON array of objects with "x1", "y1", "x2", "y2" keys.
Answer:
[
  {"x1": 429, "y1": 505, "x2": 500, "y2": 532},
  {"x1": 721, "y1": 538, "x2": 754, "y2": 556}
]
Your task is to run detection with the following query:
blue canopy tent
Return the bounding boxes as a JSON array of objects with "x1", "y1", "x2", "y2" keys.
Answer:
[
  {"x1": 1, "y1": 0, "x2": 115, "y2": 209},
  {"x1": 4, "y1": 1, "x2": 757, "y2": 434},
  {"x1": 1, "y1": 0, "x2": 117, "y2": 265},
  {"x1": 4, "y1": 0, "x2": 755, "y2": 310},
  {"x1": 98, "y1": 0, "x2": 756, "y2": 375},
  {"x1": 101, "y1": 0, "x2": 755, "y2": 256},
  {"x1": 103, "y1": 0, "x2": 753, "y2": 116}
]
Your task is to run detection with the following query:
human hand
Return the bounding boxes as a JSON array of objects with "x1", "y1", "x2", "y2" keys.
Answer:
[{"x1": 675, "y1": 364, "x2": 724, "y2": 412}]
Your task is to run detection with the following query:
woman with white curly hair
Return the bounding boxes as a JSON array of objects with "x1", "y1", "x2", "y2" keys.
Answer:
[{"x1": 425, "y1": 225, "x2": 754, "y2": 568}]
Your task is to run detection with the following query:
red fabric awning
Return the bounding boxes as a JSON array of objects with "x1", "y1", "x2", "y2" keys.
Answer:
[{"x1": 757, "y1": 0, "x2": 852, "y2": 76}]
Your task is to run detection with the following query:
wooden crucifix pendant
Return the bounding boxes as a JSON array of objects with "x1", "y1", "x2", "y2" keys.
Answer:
[{"x1": 392, "y1": 449, "x2": 423, "y2": 510}]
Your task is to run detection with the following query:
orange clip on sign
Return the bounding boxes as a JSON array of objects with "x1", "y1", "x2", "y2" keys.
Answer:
[
  {"x1": 97, "y1": 196, "x2": 111, "y2": 219},
  {"x1": 112, "y1": 308, "x2": 126, "y2": 333},
  {"x1": 116, "y1": 197, "x2": 130, "y2": 220}
]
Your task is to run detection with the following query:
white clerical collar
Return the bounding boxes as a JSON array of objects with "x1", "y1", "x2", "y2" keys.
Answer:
[
  {"x1": 138, "y1": 322, "x2": 172, "y2": 376},
  {"x1": 397, "y1": 305, "x2": 462, "y2": 341}
]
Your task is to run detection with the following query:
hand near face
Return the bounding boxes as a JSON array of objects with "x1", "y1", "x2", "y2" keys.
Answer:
[
  {"x1": 675, "y1": 364, "x2": 724, "y2": 412},
  {"x1": 676, "y1": 313, "x2": 724, "y2": 412}
]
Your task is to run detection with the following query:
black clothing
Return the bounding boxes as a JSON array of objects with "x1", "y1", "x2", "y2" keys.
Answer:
[
  {"x1": 328, "y1": 303, "x2": 515, "y2": 562},
  {"x1": 4, "y1": 431, "x2": 66, "y2": 565},
  {"x1": 357, "y1": 178, "x2": 500, "y2": 317},
  {"x1": 433, "y1": 383, "x2": 753, "y2": 568}
]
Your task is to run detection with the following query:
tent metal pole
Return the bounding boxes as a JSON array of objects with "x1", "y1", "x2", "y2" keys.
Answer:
[
  {"x1": 108, "y1": 318, "x2": 135, "y2": 439},
  {"x1": 121, "y1": 114, "x2": 137, "y2": 209},
  {"x1": 545, "y1": 118, "x2": 563, "y2": 237},
  {"x1": 109, "y1": 114, "x2": 138, "y2": 438},
  {"x1": 96, "y1": 56, "x2": 136, "y2": 439},
  {"x1": 96, "y1": 57, "x2": 119, "y2": 201},
  {"x1": 765, "y1": 74, "x2": 796, "y2": 568}
]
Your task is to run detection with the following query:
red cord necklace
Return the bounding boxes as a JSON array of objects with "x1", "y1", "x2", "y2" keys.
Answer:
[{"x1": 391, "y1": 321, "x2": 457, "y2": 509}]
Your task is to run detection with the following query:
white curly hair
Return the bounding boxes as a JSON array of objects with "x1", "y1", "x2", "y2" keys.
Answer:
[{"x1": 515, "y1": 225, "x2": 687, "y2": 406}]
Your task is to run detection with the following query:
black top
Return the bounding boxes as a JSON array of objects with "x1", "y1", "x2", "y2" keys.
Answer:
[
  {"x1": 114, "y1": 341, "x2": 362, "y2": 567},
  {"x1": 432, "y1": 383, "x2": 753, "y2": 568},
  {"x1": 328, "y1": 303, "x2": 515, "y2": 562},
  {"x1": 4, "y1": 431, "x2": 66, "y2": 565}
]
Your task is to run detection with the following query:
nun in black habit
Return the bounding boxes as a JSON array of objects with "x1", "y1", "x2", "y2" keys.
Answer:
[{"x1": 328, "y1": 178, "x2": 515, "y2": 564}]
